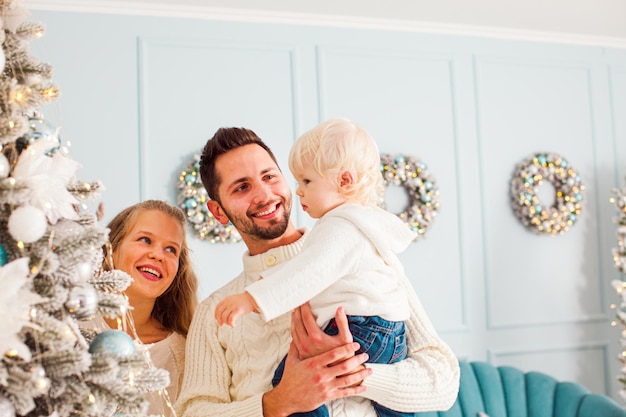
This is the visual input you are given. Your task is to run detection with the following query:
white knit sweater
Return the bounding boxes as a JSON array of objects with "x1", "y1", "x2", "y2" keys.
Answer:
[
  {"x1": 175, "y1": 229, "x2": 459, "y2": 417},
  {"x1": 149, "y1": 331, "x2": 186, "y2": 415},
  {"x1": 247, "y1": 204, "x2": 413, "y2": 328}
]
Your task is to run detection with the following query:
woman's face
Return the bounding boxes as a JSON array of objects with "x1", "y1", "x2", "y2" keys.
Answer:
[{"x1": 113, "y1": 209, "x2": 184, "y2": 303}]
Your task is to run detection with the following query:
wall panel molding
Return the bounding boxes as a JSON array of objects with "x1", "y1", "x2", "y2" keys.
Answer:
[
  {"x1": 136, "y1": 36, "x2": 299, "y2": 199},
  {"x1": 473, "y1": 56, "x2": 606, "y2": 329}
]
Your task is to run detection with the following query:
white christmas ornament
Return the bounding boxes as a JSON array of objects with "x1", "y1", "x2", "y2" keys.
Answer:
[
  {"x1": 0, "y1": 258, "x2": 42, "y2": 361},
  {"x1": 8, "y1": 205, "x2": 47, "y2": 243},
  {"x1": 0, "y1": 153, "x2": 10, "y2": 178},
  {"x1": 76, "y1": 261, "x2": 93, "y2": 280},
  {"x1": 0, "y1": 396, "x2": 16, "y2": 417},
  {"x1": 12, "y1": 140, "x2": 81, "y2": 223}
]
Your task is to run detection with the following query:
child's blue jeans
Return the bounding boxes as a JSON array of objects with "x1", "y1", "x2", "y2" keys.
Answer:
[{"x1": 271, "y1": 315, "x2": 414, "y2": 417}]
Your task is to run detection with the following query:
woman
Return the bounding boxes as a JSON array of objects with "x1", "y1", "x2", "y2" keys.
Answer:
[{"x1": 100, "y1": 200, "x2": 198, "y2": 415}]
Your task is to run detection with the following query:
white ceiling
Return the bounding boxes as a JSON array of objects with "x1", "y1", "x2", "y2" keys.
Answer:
[{"x1": 25, "y1": 0, "x2": 626, "y2": 47}]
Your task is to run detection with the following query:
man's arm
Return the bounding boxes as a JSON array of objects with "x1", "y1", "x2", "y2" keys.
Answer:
[
  {"x1": 358, "y1": 273, "x2": 460, "y2": 412},
  {"x1": 262, "y1": 342, "x2": 371, "y2": 417},
  {"x1": 176, "y1": 295, "x2": 372, "y2": 417},
  {"x1": 292, "y1": 290, "x2": 460, "y2": 413},
  {"x1": 176, "y1": 299, "x2": 261, "y2": 417}
]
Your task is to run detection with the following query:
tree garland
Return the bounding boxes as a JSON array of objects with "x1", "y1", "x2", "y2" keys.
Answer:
[
  {"x1": 510, "y1": 152, "x2": 584, "y2": 235},
  {"x1": 176, "y1": 154, "x2": 242, "y2": 243},
  {"x1": 380, "y1": 153, "x2": 440, "y2": 238},
  {"x1": 611, "y1": 179, "x2": 626, "y2": 403}
]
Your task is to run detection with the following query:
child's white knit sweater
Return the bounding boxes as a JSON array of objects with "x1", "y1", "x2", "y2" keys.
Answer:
[{"x1": 247, "y1": 203, "x2": 413, "y2": 328}]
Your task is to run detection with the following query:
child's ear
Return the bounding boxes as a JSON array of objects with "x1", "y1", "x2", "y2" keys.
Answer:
[
  {"x1": 207, "y1": 200, "x2": 231, "y2": 225},
  {"x1": 339, "y1": 170, "x2": 355, "y2": 189}
]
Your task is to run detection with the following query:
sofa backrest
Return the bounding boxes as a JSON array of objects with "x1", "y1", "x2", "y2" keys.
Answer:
[{"x1": 415, "y1": 361, "x2": 626, "y2": 417}]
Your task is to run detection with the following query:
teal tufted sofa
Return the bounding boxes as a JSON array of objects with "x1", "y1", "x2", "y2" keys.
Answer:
[{"x1": 416, "y1": 360, "x2": 626, "y2": 417}]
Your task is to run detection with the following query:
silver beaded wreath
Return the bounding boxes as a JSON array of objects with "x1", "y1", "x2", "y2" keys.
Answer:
[
  {"x1": 176, "y1": 154, "x2": 242, "y2": 243},
  {"x1": 380, "y1": 153, "x2": 440, "y2": 238},
  {"x1": 510, "y1": 152, "x2": 584, "y2": 235}
]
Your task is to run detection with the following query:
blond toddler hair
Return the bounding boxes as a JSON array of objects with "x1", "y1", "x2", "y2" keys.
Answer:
[{"x1": 288, "y1": 117, "x2": 384, "y2": 205}]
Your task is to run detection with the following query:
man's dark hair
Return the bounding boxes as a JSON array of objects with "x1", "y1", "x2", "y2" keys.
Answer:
[{"x1": 199, "y1": 127, "x2": 278, "y2": 202}]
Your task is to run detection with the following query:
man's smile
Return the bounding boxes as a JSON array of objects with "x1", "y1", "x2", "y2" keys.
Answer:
[{"x1": 252, "y1": 204, "x2": 279, "y2": 218}]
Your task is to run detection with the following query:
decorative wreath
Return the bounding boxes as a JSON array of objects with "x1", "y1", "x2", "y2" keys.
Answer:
[
  {"x1": 510, "y1": 152, "x2": 584, "y2": 235},
  {"x1": 176, "y1": 154, "x2": 242, "y2": 243},
  {"x1": 380, "y1": 153, "x2": 440, "y2": 238}
]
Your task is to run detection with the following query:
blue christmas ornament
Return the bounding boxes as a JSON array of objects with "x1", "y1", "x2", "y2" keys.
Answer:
[
  {"x1": 537, "y1": 154, "x2": 547, "y2": 165},
  {"x1": 0, "y1": 244, "x2": 7, "y2": 266},
  {"x1": 184, "y1": 173, "x2": 196, "y2": 184},
  {"x1": 185, "y1": 197, "x2": 198, "y2": 209},
  {"x1": 394, "y1": 155, "x2": 405, "y2": 164},
  {"x1": 88, "y1": 330, "x2": 136, "y2": 358}
]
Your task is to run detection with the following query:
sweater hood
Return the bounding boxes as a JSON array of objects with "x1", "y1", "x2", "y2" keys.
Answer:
[{"x1": 327, "y1": 203, "x2": 417, "y2": 262}]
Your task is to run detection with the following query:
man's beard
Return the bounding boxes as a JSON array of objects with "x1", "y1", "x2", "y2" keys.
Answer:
[{"x1": 223, "y1": 199, "x2": 291, "y2": 240}]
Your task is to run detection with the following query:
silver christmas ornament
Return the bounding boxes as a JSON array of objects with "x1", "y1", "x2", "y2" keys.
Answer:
[
  {"x1": 64, "y1": 282, "x2": 98, "y2": 320},
  {"x1": 16, "y1": 115, "x2": 61, "y2": 156}
]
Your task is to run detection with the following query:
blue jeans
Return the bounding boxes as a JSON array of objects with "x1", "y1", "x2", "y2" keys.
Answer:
[{"x1": 272, "y1": 315, "x2": 414, "y2": 417}]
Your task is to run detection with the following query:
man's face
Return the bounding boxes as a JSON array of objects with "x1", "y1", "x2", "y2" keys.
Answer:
[{"x1": 212, "y1": 144, "x2": 292, "y2": 241}]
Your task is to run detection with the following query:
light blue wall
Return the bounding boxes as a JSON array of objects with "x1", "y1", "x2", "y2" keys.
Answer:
[{"x1": 31, "y1": 9, "x2": 626, "y2": 402}]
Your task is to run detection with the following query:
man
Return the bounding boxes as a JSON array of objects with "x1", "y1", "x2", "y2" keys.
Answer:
[{"x1": 175, "y1": 127, "x2": 459, "y2": 416}]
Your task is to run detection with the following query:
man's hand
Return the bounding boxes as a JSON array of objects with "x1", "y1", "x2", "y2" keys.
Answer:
[
  {"x1": 214, "y1": 292, "x2": 258, "y2": 327},
  {"x1": 293, "y1": 304, "x2": 367, "y2": 384},
  {"x1": 291, "y1": 303, "x2": 353, "y2": 359},
  {"x1": 262, "y1": 341, "x2": 372, "y2": 417}
]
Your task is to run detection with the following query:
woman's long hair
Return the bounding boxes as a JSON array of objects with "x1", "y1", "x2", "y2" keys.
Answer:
[{"x1": 104, "y1": 200, "x2": 198, "y2": 336}]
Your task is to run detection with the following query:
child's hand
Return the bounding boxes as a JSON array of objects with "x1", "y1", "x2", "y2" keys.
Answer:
[{"x1": 214, "y1": 292, "x2": 259, "y2": 327}]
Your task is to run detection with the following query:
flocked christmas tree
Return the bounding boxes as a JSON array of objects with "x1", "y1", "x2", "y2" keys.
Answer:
[
  {"x1": 0, "y1": 1, "x2": 169, "y2": 416},
  {"x1": 611, "y1": 178, "x2": 626, "y2": 405}
]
